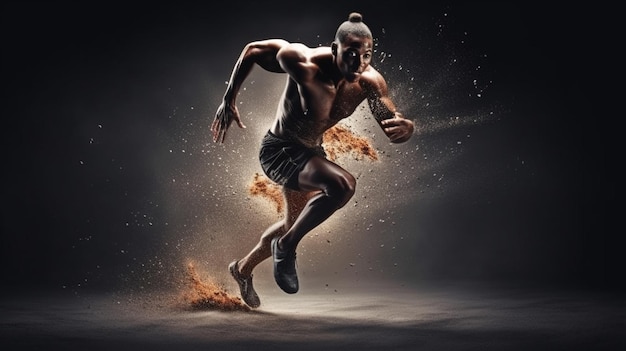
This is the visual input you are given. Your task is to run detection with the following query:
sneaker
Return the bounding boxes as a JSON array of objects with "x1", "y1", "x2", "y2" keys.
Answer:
[
  {"x1": 271, "y1": 237, "x2": 299, "y2": 294},
  {"x1": 228, "y1": 260, "x2": 261, "y2": 308}
]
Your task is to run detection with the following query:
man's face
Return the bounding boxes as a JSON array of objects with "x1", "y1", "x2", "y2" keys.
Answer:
[{"x1": 335, "y1": 34, "x2": 373, "y2": 83}]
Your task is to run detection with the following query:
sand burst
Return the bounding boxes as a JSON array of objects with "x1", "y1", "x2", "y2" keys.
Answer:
[{"x1": 181, "y1": 262, "x2": 250, "y2": 312}]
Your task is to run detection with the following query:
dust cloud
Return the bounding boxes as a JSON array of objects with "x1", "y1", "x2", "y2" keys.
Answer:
[
  {"x1": 322, "y1": 124, "x2": 379, "y2": 162},
  {"x1": 179, "y1": 262, "x2": 250, "y2": 312},
  {"x1": 248, "y1": 173, "x2": 284, "y2": 213}
]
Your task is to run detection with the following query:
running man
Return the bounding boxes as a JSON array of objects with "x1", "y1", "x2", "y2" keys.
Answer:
[{"x1": 211, "y1": 12, "x2": 415, "y2": 307}]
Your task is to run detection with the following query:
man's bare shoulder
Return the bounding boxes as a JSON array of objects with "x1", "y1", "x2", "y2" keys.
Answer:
[
  {"x1": 247, "y1": 38, "x2": 290, "y2": 51},
  {"x1": 277, "y1": 44, "x2": 332, "y2": 81},
  {"x1": 278, "y1": 43, "x2": 330, "y2": 61}
]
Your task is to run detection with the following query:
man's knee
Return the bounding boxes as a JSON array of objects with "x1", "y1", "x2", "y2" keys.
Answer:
[
  {"x1": 326, "y1": 172, "x2": 356, "y2": 206},
  {"x1": 342, "y1": 172, "x2": 357, "y2": 198}
]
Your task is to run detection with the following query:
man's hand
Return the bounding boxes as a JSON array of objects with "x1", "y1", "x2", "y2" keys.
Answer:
[
  {"x1": 211, "y1": 102, "x2": 246, "y2": 143},
  {"x1": 381, "y1": 112, "x2": 414, "y2": 143}
]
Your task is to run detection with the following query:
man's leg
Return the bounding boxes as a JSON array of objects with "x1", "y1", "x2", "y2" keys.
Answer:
[
  {"x1": 278, "y1": 156, "x2": 356, "y2": 251},
  {"x1": 237, "y1": 189, "x2": 313, "y2": 276},
  {"x1": 272, "y1": 156, "x2": 356, "y2": 293},
  {"x1": 231, "y1": 188, "x2": 315, "y2": 305}
]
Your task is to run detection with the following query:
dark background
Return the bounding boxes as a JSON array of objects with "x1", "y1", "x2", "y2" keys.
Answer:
[{"x1": 1, "y1": 1, "x2": 619, "y2": 294}]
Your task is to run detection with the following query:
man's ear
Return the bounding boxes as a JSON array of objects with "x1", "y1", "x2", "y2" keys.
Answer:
[{"x1": 331, "y1": 42, "x2": 338, "y2": 56}]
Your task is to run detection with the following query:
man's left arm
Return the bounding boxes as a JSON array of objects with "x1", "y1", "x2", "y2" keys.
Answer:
[{"x1": 366, "y1": 75, "x2": 415, "y2": 144}]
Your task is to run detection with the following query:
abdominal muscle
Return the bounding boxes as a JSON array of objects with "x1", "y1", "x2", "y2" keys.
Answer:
[{"x1": 270, "y1": 111, "x2": 338, "y2": 148}]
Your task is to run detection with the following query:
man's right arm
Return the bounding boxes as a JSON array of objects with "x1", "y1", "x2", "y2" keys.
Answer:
[
  {"x1": 212, "y1": 39, "x2": 289, "y2": 143},
  {"x1": 222, "y1": 39, "x2": 289, "y2": 104}
]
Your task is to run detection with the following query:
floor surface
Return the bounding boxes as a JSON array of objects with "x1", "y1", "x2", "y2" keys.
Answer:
[{"x1": 1, "y1": 282, "x2": 623, "y2": 350}]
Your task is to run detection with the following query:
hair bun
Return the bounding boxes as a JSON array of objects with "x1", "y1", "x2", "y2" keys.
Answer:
[{"x1": 348, "y1": 12, "x2": 363, "y2": 23}]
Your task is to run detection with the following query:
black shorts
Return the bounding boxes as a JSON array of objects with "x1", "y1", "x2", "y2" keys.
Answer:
[{"x1": 259, "y1": 131, "x2": 326, "y2": 190}]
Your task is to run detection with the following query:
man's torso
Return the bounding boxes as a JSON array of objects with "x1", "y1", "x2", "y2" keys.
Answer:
[{"x1": 270, "y1": 59, "x2": 375, "y2": 147}]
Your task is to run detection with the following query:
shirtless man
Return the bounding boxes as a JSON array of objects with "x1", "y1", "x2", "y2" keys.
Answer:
[{"x1": 211, "y1": 13, "x2": 414, "y2": 308}]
